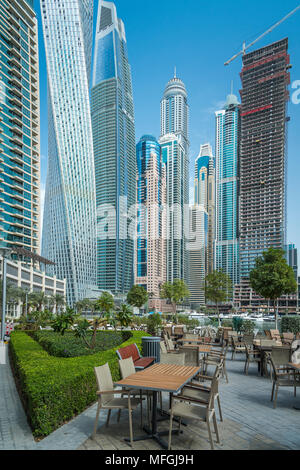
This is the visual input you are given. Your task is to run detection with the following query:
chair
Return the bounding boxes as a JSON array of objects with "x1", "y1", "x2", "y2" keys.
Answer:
[
  {"x1": 92, "y1": 363, "x2": 143, "y2": 445},
  {"x1": 282, "y1": 333, "x2": 294, "y2": 345},
  {"x1": 160, "y1": 341, "x2": 168, "y2": 354},
  {"x1": 269, "y1": 355, "x2": 300, "y2": 409},
  {"x1": 166, "y1": 337, "x2": 178, "y2": 353},
  {"x1": 163, "y1": 326, "x2": 173, "y2": 339},
  {"x1": 243, "y1": 334, "x2": 254, "y2": 346},
  {"x1": 160, "y1": 352, "x2": 186, "y2": 365},
  {"x1": 167, "y1": 364, "x2": 222, "y2": 450},
  {"x1": 244, "y1": 343, "x2": 261, "y2": 376},
  {"x1": 173, "y1": 325, "x2": 185, "y2": 337},
  {"x1": 231, "y1": 337, "x2": 246, "y2": 360},
  {"x1": 203, "y1": 343, "x2": 229, "y2": 383},
  {"x1": 116, "y1": 343, "x2": 155, "y2": 370},
  {"x1": 178, "y1": 346, "x2": 199, "y2": 367},
  {"x1": 183, "y1": 361, "x2": 224, "y2": 422},
  {"x1": 267, "y1": 346, "x2": 291, "y2": 380},
  {"x1": 270, "y1": 329, "x2": 281, "y2": 342},
  {"x1": 264, "y1": 330, "x2": 272, "y2": 339},
  {"x1": 222, "y1": 327, "x2": 233, "y2": 345}
]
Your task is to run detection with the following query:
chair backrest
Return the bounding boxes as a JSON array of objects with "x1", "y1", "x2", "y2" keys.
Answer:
[
  {"x1": 260, "y1": 339, "x2": 276, "y2": 347},
  {"x1": 264, "y1": 330, "x2": 272, "y2": 339},
  {"x1": 119, "y1": 357, "x2": 136, "y2": 380},
  {"x1": 179, "y1": 346, "x2": 199, "y2": 366},
  {"x1": 94, "y1": 363, "x2": 114, "y2": 404},
  {"x1": 160, "y1": 352, "x2": 185, "y2": 365},
  {"x1": 228, "y1": 331, "x2": 238, "y2": 338},
  {"x1": 174, "y1": 326, "x2": 184, "y2": 335},
  {"x1": 163, "y1": 327, "x2": 172, "y2": 338},
  {"x1": 243, "y1": 334, "x2": 254, "y2": 346},
  {"x1": 208, "y1": 363, "x2": 223, "y2": 408},
  {"x1": 268, "y1": 354, "x2": 281, "y2": 382},
  {"x1": 184, "y1": 333, "x2": 196, "y2": 341},
  {"x1": 160, "y1": 341, "x2": 167, "y2": 354},
  {"x1": 255, "y1": 331, "x2": 264, "y2": 339},
  {"x1": 167, "y1": 337, "x2": 176, "y2": 351},
  {"x1": 282, "y1": 333, "x2": 294, "y2": 344},
  {"x1": 116, "y1": 343, "x2": 140, "y2": 362},
  {"x1": 271, "y1": 346, "x2": 291, "y2": 366}
]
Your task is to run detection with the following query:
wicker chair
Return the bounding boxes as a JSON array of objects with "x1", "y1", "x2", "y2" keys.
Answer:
[
  {"x1": 203, "y1": 343, "x2": 229, "y2": 383},
  {"x1": 168, "y1": 363, "x2": 222, "y2": 450},
  {"x1": 93, "y1": 363, "x2": 143, "y2": 445},
  {"x1": 160, "y1": 352, "x2": 185, "y2": 365},
  {"x1": 269, "y1": 355, "x2": 300, "y2": 408},
  {"x1": 267, "y1": 346, "x2": 291, "y2": 380},
  {"x1": 243, "y1": 334, "x2": 254, "y2": 346},
  {"x1": 282, "y1": 332, "x2": 294, "y2": 345},
  {"x1": 231, "y1": 337, "x2": 246, "y2": 360},
  {"x1": 244, "y1": 343, "x2": 261, "y2": 376},
  {"x1": 182, "y1": 361, "x2": 224, "y2": 422},
  {"x1": 178, "y1": 346, "x2": 199, "y2": 367}
]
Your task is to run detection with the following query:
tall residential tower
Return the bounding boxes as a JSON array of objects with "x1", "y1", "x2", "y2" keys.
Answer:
[
  {"x1": 41, "y1": 0, "x2": 97, "y2": 305},
  {"x1": 91, "y1": 1, "x2": 136, "y2": 294},
  {"x1": 0, "y1": 0, "x2": 40, "y2": 254},
  {"x1": 215, "y1": 94, "x2": 240, "y2": 287},
  {"x1": 160, "y1": 73, "x2": 189, "y2": 283}
]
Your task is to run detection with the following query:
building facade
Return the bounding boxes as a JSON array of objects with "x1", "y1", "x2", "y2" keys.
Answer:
[
  {"x1": 91, "y1": 0, "x2": 136, "y2": 294},
  {"x1": 215, "y1": 94, "x2": 240, "y2": 287},
  {"x1": 194, "y1": 143, "x2": 215, "y2": 274},
  {"x1": 41, "y1": 0, "x2": 97, "y2": 306},
  {"x1": 188, "y1": 204, "x2": 208, "y2": 308},
  {"x1": 239, "y1": 38, "x2": 290, "y2": 279},
  {"x1": 0, "y1": 0, "x2": 40, "y2": 254},
  {"x1": 285, "y1": 243, "x2": 298, "y2": 280},
  {"x1": 159, "y1": 134, "x2": 188, "y2": 283},
  {"x1": 135, "y1": 135, "x2": 166, "y2": 298},
  {"x1": 160, "y1": 73, "x2": 189, "y2": 283}
]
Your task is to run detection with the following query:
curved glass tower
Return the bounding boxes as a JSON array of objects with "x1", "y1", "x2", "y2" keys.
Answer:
[
  {"x1": 215, "y1": 94, "x2": 240, "y2": 287},
  {"x1": 41, "y1": 0, "x2": 97, "y2": 306},
  {"x1": 91, "y1": 1, "x2": 136, "y2": 293}
]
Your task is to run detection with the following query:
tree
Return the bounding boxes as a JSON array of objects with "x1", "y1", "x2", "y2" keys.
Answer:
[
  {"x1": 92, "y1": 292, "x2": 115, "y2": 348},
  {"x1": 160, "y1": 279, "x2": 190, "y2": 323},
  {"x1": 204, "y1": 270, "x2": 233, "y2": 326},
  {"x1": 127, "y1": 285, "x2": 149, "y2": 309},
  {"x1": 29, "y1": 291, "x2": 48, "y2": 312},
  {"x1": 51, "y1": 307, "x2": 75, "y2": 335},
  {"x1": 250, "y1": 247, "x2": 297, "y2": 329},
  {"x1": 49, "y1": 294, "x2": 65, "y2": 314},
  {"x1": 117, "y1": 304, "x2": 133, "y2": 330}
]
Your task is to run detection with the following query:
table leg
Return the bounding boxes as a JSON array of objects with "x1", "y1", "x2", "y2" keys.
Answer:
[{"x1": 124, "y1": 390, "x2": 182, "y2": 449}]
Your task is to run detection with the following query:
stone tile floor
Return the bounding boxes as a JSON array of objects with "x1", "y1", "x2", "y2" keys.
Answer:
[{"x1": 79, "y1": 354, "x2": 300, "y2": 451}]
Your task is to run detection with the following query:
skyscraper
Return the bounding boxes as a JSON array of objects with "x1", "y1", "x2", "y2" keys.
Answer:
[
  {"x1": 194, "y1": 143, "x2": 215, "y2": 274},
  {"x1": 285, "y1": 243, "x2": 298, "y2": 280},
  {"x1": 188, "y1": 204, "x2": 208, "y2": 308},
  {"x1": 135, "y1": 135, "x2": 166, "y2": 297},
  {"x1": 160, "y1": 73, "x2": 189, "y2": 283},
  {"x1": 41, "y1": 0, "x2": 97, "y2": 306},
  {"x1": 91, "y1": 1, "x2": 136, "y2": 294},
  {"x1": 239, "y1": 38, "x2": 290, "y2": 279},
  {"x1": 215, "y1": 94, "x2": 240, "y2": 287},
  {"x1": 0, "y1": 0, "x2": 40, "y2": 254}
]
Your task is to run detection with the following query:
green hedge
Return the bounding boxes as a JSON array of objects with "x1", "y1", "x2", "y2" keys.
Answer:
[
  {"x1": 281, "y1": 316, "x2": 300, "y2": 335},
  {"x1": 9, "y1": 330, "x2": 149, "y2": 438},
  {"x1": 29, "y1": 330, "x2": 132, "y2": 358}
]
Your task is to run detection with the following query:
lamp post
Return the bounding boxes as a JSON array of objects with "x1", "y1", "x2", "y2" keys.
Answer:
[{"x1": 0, "y1": 247, "x2": 13, "y2": 344}]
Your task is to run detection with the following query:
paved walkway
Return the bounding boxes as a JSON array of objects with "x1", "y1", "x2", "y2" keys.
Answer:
[{"x1": 1, "y1": 343, "x2": 299, "y2": 450}]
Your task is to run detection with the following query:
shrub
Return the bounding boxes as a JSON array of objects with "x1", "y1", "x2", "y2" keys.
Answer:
[
  {"x1": 9, "y1": 330, "x2": 149, "y2": 438},
  {"x1": 281, "y1": 316, "x2": 300, "y2": 335},
  {"x1": 221, "y1": 319, "x2": 233, "y2": 328},
  {"x1": 232, "y1": 317, "x2": 244, "y2": 333},
  {"x1": 29, "y1": 330, "x2": 132, "y2": 358},
  {"x1": 240, "y1": 320, "x2": 255, "y2": 335}
]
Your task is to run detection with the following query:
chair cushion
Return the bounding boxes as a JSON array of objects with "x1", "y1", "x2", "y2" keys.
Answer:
[
  {"x1": 171, "y1": 401, "x2": 213, "y2": 421},
  {"x1": 117, "y1": 344, "x2": 140, "y2": 362},
  {"x1": 134, "y1": 357, "x2": 155, "y2": 369},
  {"x1": 103, "y1": 397, "x2": 142, "y2": 409}
]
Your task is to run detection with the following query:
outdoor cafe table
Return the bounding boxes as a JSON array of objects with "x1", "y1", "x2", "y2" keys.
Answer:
[
  {"x1": 115, "y1": 363, "x2": 201, "y2": 449},
  {"x1": 253, "y1": 341, "x2": 282, "y2": 377},
  {"x1": 178, "y1": 344, "x2": 212, "y2": 353}
]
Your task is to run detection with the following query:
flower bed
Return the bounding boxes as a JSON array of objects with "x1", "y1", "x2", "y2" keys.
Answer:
[{"x1": 9, "y1": 330, "x2": 149, "y2": 438}]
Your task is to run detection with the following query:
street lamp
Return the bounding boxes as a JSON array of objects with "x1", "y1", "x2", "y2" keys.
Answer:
[{"x1": 0, "y1": 247, "x2": 13, "y2": 344}]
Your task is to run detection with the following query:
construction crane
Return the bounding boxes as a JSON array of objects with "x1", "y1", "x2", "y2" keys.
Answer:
[{"x1": 224, "y1": 5, "x2": 300, "y2": 66}]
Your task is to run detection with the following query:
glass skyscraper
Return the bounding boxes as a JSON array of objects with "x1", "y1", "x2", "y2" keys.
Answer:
[
  {"x1": 194, "y1": 143, "x2": 215, "y2": 274},
  {"x1": 0, "y1": 0, "x2": 40, "y2": 254},
  {"x1": 91, "y1": 1, "x2": 136, "y2": 294},
  {"x1": 135, "y1": 135, "x2": 166, "y2": 297},
  {"x1": 215, "y1": 94, "x2": 240, "y2": 287},
  {"x1": 41, "y1": 0, "x2": 97, "y2": 306},
  {"x1": 160, "y1": 73, "x2": 189, "y2": 283}
]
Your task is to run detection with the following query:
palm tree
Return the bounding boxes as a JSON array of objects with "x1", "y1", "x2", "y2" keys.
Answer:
[
  {"x1": 91, "y1": 292, "x2": 115, "y2": 348},
  {"x1": 50, "y1": 293, "x2": 65, "y2": 314},
  {"x1": 117, "y1": 304, "x2": 133, "y2": 330},
  {"x1": 29, "y1": 291, "x2": 48, "y2": 312}
]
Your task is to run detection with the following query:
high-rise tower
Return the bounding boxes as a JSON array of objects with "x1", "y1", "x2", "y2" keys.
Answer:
[
  {"x1": 215, "y1": 94, "x2": 240, "y2": 287},
  {"x1": 239, "y1": 38, "x2": 290, "y2": 279},
  {"x1": 0, "y1": 0, "x2": 40, "y2": 254},
  {"x1": 41, "y1": 0, "x2": 97, "y2": 305},
  {"x1": 91, "y1": 1, "x2": 136, "y2": 294},
  {"x1": 194, "y1": 143, "x2": 215, "y2": 274},
  {"x1": 135, "y1": 135, "x2": 166, "y2": 297},
  {"x1": 160, "y1": 73, "x2": 189, "y2": 283}
]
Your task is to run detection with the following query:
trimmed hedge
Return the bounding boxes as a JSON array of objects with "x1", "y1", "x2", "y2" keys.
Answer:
[
  {"x1": 29, "y1": 330, "x2": 132, "y2": 358},
  {"x1": 9, "y1": 330, "x2": 150, "y2": 438},
  {"x1": 281, "y1": 316, "x2": 300, "y2": 335}
]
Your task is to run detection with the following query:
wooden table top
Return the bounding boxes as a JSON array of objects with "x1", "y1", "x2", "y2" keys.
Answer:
[
  {"x1": 287, "y1": 363, "x2": 300, "y2": 370},
  {"x1": 179, "y1": 344, "x2": 212, "y2": 353},
  {"x1": 179, "y1": 338, "x2": 203, "y2": 344},
  {"x1": 115, "y1": 363, "x2": 201, "y2": 393}
]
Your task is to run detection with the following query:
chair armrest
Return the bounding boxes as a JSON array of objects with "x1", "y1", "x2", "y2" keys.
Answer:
[
  {"x1": 193, "y1": 374, "x2": 213, "y2": 382},
  {"x1": 184, "y1": 383, "x2": 211, "y2": 392},
  {"x1": 174, "y1": 395, "x2": 208, "y2": 405},
  {"x1": 97, "y1": 388, "x2": 135, "y2": 396}
]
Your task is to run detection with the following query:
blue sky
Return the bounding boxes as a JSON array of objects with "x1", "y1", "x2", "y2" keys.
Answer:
[{"x1": 35, "y1": 0, "x2": 300, "y2": 253}]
